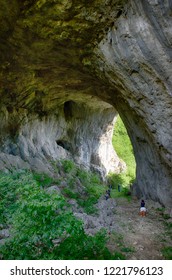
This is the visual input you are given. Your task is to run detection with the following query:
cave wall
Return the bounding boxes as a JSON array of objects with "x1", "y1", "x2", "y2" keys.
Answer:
[
  {"x1": 94, "y1": 0, "x2": 172, "y2": 206},
  {"x1": 0, "y1": 0, "x2": 172, "y2": 207},
  {"x1": 0, "y1": 0, "x2": 126, "y2": 178},
  {"x1": 0, "y1": 97, "x2": 123, "y2": 178}
]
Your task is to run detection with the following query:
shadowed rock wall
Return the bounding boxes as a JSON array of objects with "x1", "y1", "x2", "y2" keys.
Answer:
[{"x1": 0, "y1": 0, "x2": 126, "y2": 178}]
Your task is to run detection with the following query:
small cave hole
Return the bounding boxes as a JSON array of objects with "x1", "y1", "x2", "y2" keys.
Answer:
[
  {"x1": 116, "y1": 10, "x2": 123, "y2": 18},
  {"x1": 56, "y1": 140, "x2": 71, "y2": 152},
  {"x1": 64, "y1": 100, "x2": 76, "y2": 121}
]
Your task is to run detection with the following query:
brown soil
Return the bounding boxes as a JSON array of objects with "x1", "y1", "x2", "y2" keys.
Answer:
[{"x1": 107, "y1": 197, "x2": 172, "y2": 260}]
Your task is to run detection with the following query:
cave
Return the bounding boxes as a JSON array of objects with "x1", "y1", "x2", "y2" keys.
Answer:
[
  {"x1": 63, "y1": 101, "x2": 75, "y2": 122},
  {"x1": 0, "y1": 0, "x2": 172, "y2": 209},
  {"x1": 56, "y1": 140, "x2": 71, "y2": 152}
]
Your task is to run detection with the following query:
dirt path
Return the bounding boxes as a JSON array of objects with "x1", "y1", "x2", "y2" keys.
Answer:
[
  {"x1": 107, "y1": 197, "x2": 172, "y2": 259},
  {"x1": 68, "y1": 194, "x2": 172, "y2": 260}
]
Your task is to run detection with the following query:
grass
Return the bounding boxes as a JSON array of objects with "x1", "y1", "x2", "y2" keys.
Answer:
[
  {"x1": 155, "y1": 208, "x2": 172, "y2": 259},
  {"x1": 33, "y1": 172, "x2": 60, "y2": 187},
  {"x1": 112, "y1": 116, "x2": 136, "y2": 174},
  {"x1": 32, "y1": 160, "x2": 106, "y2": 214},
  {"x1": 108, "y1": 231, "x2": 135, "y2": 257},
  {"x1": 162, "y1": 247, "x2": 172, "y2": 260},
  {"x1": 0, "y1": 170, "x2": 124, "y2": 260},
  {"x1": 109, "y1": 116, "x2": 136, "y2": 192},
  {"x1": 61, "y1": 159, "x2": 75, "y2": 174},
  {"x1": 110, "y1": 187, "x2": 132, "y2": 201},
  {"x1": 60, "y1": 160, "x2": 106, "y2": 214}
]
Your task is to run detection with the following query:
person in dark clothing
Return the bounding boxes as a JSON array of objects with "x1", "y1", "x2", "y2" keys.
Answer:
[
  {"x1": 140, "y1": 199, "x2": 146, "y2": 216},
  {"x1": 141, "y1": 199, "x2": 145, "y2": 207},
  {"x1": 105, "y1": 192, "x2": 109, "y2": 200},
  {"x1": 107, "y1": 189, "x2": 111, "y2": 196},
  {"x1": 105, "y1": 189, "x2": 111, "y2": 200}
]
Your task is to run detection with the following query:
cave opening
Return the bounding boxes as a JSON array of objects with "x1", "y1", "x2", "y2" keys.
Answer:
[
  {"x1": 56, "y1": 140, "x2": 71, "y2": 152},
  {"x1": 60, "y1": 96, "x2": 136, "y2": 190},
  {"x1": 63, "y1": 100, "x2": 76, "y2": 121},
  {"x1": 111, "y1": 114, "x2": 136, "y2": 189}
]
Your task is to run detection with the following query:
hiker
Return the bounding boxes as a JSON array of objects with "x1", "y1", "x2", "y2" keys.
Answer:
[
  {"x1": 140, "y1": 199, "x2": 147, "y2": 216},
  {"x1": 105, "y1": 190, "x2": 110, "y2": 200},
  {"x1": 107, "y1": 189, "x2": 111, "y2": 198},
  {"x1": 118, "y1": 184, "x2": 121, "y2": 192},
  {"x1": 105, "y1": 192, "x2": 109, "y2": 200}
]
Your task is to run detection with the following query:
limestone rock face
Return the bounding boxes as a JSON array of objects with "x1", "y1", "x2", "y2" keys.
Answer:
[
  {"x1": 94, "y1": 0, "x2": 172, "y2": 206},
  {"x1": 0, "y1": 96, "x2": 123, "y2": 178},
  {"x1": 0, "y1": 0, "x2": 172, "y2": 207}
]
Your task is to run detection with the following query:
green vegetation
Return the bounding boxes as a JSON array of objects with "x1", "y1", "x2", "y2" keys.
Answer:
[
  {"x1": 110, "y1": 116, "x2": 136, "y2": 192},
  {"x1": 162, "y1": 246, "x2": 172, "y2": 260},
  {"x1": 0, "y1": 170, "x2": 125, "y2": 260},
  {"x1": 108, "y1": 232, "x2": 135, "y2": 257},
  {"x1": 33, "y1": 172, "x2": 60, "y2": 187},
  {"x1": 109, "y1": 185, "x2": 132, "y2": 200},
  {"x1": 61, "y1": 160, "x2": 106, "y2": 214},
  {"x1": 156, "y1": 208, "x2": 172, "y2": 260}
]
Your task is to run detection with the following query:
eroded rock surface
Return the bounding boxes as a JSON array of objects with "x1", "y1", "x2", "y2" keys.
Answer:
[
  {"x1": 0, "y1": 0, "x2": 172, "y2": 207},
  {"x1": 94, "y1": 0, "x2": 172, "y2": 206},
  {"x1": 0, "y1": 98, "x2": 124, "y2": 177}
]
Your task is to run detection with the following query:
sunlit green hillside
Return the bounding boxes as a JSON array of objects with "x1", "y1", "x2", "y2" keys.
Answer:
[{"x1": 111, "y1": 116, "x2": 136, "y2": 187}]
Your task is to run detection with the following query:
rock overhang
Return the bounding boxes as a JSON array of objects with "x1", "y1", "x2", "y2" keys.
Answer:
[{"x1": 0, "y1": 0, "x2": 172, "y2": 208}]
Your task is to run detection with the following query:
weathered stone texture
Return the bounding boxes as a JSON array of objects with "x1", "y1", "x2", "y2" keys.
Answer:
[
  {"x1": 94, "y1": 0, "x2": 172, "y2": 206},
  {"x1": 0, "y1": 97, "x2": 123, "y2": 178},
  {"x1": 0, "y1": 0, "x2": 172, "y2": 207}
]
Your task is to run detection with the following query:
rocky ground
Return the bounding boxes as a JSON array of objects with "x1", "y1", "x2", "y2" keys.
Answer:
[
  {"x1": 107, "y1": 198, "x2": 172, "y2": 259},
  {"x1": 69, "y1": 195, "x2": 172, "y2": 260}
]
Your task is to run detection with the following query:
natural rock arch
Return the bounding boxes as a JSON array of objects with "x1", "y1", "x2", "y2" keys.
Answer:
[
  {"x1": 0, "y1": 0, "x2": 172, "y2": 208},
  {"x1": 93, "y1": 0, "x2": 172, "y2": 207}
]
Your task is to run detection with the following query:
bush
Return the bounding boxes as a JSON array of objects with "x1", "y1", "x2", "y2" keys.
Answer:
[
  {"x1": 33, "y1": 172, "x2": 56, "y2": 187},
  {"x1": 0, "y1": 170, "x2": 122, "y2": 260},
  {"x1": 162, "y1": 246, "x2": 172, "y2": 260},
  {"x1": 59, "y1": 160, "x2": 106, "y2": 214},
  {"x1": 61, "y1": 159, "x2": 76, "y2": 173}
]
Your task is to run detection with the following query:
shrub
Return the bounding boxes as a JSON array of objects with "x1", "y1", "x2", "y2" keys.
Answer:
[
  {"x1": 162, "y1": 246, "x2": 172, "y2": 260},
  {"x1": 0, "y1": 170, "x2": 122, "y2": 260},
  {"x1": 33, "y1": 172, "x2": 55, "y2": 187},
  {"x1": 61, "y1": 159, "x2": 76, "y2": 173},
  {"x1": 59, "y1": 160, "x2": 106, "y2": 214}
]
